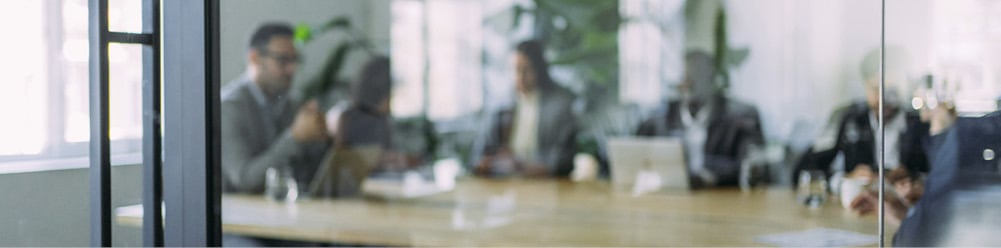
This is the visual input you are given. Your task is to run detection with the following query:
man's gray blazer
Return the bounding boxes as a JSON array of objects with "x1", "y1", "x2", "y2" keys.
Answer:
[{"x1": 221, "y1": 78, "x2": 328, "y2": 193}]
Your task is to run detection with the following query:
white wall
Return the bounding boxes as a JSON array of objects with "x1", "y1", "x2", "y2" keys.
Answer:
[
  {"x1": 220, "y1": 0, "x2": 391, "y2": 91},
  {"x1": 0, "y1": 164, "x2": 142, "y2": 246},
  {"x1": 713, "y1": 0, "x2": 931, "y2": 143}
]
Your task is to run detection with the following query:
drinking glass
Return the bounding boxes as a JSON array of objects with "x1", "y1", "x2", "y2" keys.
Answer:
[
  {"x1": 797, "y1": 170, "x2": 827, "y2": 207},
  {"x1": 265, "y1": 165, "x2": 299, "y2": 203}
]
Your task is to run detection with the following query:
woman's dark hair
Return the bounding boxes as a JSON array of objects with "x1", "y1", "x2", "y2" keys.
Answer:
[
  {"x1": 353, "y1": 56, "x2": 392, "y2": 112},
  {"x1": 515, "y1": 40, "x2": 555, "y2": 89}
]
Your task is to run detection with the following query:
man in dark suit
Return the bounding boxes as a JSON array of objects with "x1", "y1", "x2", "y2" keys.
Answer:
[
  {"x1": 635, "y1": 51, "x2": 765, "y2": 187},
  {"x1": 472, "y1": 40, "x2": 578, "y2": 178}
]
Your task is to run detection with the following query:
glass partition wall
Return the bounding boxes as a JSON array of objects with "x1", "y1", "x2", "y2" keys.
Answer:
[
  {"x1": 94, "y1": 0, "x2": 1001, "y2": 246},
  {"x1": 200, "y1": 0, "x2": 895, "y2": 246},
  {"x1": 883, "y1": 0, "x2": 1001, "y2": 246}
]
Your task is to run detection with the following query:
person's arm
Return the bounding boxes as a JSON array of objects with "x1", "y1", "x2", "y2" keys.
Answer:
[
  {"x1": 471, "y1": 111, "x2": 505, "y2": 176},
  {"x1": 549, "y1": 111, "x2": 578, "y2": 177},
  {"x1": 850, "y1": 189, "x2": 910, "y2": 226},
  {"x1": 222, "y1": 101, "x2": 328, "y2": 193},
  {"x1": 793, "y1": 111, "x2": 848, "y2": 184},
  {"x1": 222, "y1": 107, "x2": 308, "y2": 193},
  {"x1": 900, "y1": 114, "x2": 928, "y2": 174}
]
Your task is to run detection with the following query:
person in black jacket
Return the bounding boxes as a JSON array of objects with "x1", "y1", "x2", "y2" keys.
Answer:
[
  {"x1": 795, "y1": 47, "x2": 929, "y2": 183},
  {"x1": 635, "y1": 51, "x2": 765, "y2": 187}
]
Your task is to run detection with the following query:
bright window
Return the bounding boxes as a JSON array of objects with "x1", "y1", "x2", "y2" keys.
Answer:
[
  {"x1": 931, "y1": 0, "x2": 1001, "y2": 114},
  {"x1": 0, "y1": 0, "x2": 142, "y2": 161},
  {"x1": 391, "y1": 0, "x2": 484, "y2": 120},
  {"x1": 618, "y1": 0, "x2": 685, "y2": 108}
]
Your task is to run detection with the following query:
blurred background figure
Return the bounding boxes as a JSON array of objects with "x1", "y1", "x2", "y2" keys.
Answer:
[
  {"x1": 220, "y1": 21, "x2": 331, "y2": 247},
  {"x1": 794, "y1": 47, "x2": 930, "y2": 188},
  {"x1": 335, "y1": 56, "x2": 393, "y2": 150},
  {"x1": 221, "y1": 22, "x2": 330, "y2": 194},
  {"x1": 635, "y1": 50, "x2": 764, "y2": 187},
  {"x1": 473, "y1": 40, "x2": 578, "y2": 178},
  {"x1": 334, "y1": 56, "x2": 420, "y2": 172}
]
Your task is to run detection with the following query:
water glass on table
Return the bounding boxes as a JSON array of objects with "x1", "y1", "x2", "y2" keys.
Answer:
[
  {"x1": 265, "y1": 165, "x2": 299, "y2": 203},
  {"x1": 797, "y1": 170, "x2": 828, "y2": 208}
]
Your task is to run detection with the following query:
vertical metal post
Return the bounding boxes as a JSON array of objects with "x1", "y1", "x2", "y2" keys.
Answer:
[
  {"x1": 88, "y1": 0, "x2": 112, "y2": 246},
  {"x1": 878, "y1": 0, "x2": 887, "y2": 246},
  {"x1": 142, "y1": 0, "x2": 164, "y2": 246},
  {"x1": 162, "y1": 0, "x2": 222, "y2": 246}
]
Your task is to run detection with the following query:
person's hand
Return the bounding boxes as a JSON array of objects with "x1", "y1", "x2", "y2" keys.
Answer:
[
  {"x1": 379, "y1": 152, "x2": 421, "y2": 172},
  {"x1": 848, "y1": 164, "x2": 875, "y2": 180},
  {"x1": 291, "y1": 101, "x2": 328, "y2": 142},
  {"x1": 517, "y1": 161, "x2": 552, "y2": 178},
  {"x1": 850, "y1": 190, "x2": 909, "y2": 226},
  {"x1": 927, "y1": 102, "x2": 957, "y2": 135},
  {"x1": 474, "y1": 149, "x2": 516, "y2": 177},
  {"x1": 474, "y1": 156, "x2": 494, "y2": 176}
]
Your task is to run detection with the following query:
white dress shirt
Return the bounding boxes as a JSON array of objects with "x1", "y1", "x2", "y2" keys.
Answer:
[
  {"x1": 511, "y1": 91, "x2": 540, "y2": 162},
  {"x1": 680, "y1": 103, "x2": 712, "y2": 174}
]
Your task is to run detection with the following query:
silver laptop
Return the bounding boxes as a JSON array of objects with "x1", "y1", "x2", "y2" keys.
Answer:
[{"x1": 607, "y1": 137, "x2": 690, "y2": 191}]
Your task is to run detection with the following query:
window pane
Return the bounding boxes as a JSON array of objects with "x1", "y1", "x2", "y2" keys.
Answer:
[
  {"x1": 390, "y1": 0, "x2": 426, "y2": 118},
  {"x1": 63, "y1": 0, "x2": 89, "y2": 144},
  {"x1": 108, "y1": 0, "x2": 143, "y2": 33},
  {"x1": 0, "y1": 1, "x2": 46, "y2": 156},
  {"x1": 619, "y1": 0, "x2": 685, "y2": 108},
  {"x1": 108, "y1": 43, "x2": 143, "y2": 143},
  {"x1": 425, "y1": 0, "x2": 483, "y2": 120},
  {"x1": 63, "y1": 0, "x2": 143, "y2": 152}
]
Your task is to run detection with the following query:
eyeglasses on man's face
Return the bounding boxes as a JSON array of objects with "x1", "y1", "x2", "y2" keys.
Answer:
[{"x1": 261, "y1": 50, "x2": 302, "y2": 67}]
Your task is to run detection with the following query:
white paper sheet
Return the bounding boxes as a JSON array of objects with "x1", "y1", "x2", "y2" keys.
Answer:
[{"x1": 756, "y1": 228, "x2": 879, "y2": 247}]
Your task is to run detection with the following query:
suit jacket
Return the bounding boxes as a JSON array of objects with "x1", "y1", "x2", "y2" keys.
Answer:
[
  {"x1": 220, "y1": 78, "x2": 328, "y2": 193},
  {"x1": 635, "y1": 95, "x2": 765, "y2": 185},
  {"x1": 796, "y1": 101, "x2": 929, "y2": 183},
  {"x1": 475, "y1": 85, "x2": 578, "y2": 177},
  {"x1": 893, "y1": 111, "x2": 1001, "y2": 246}
]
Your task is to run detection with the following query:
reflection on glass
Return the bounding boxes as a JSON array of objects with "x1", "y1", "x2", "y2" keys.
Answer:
[
  {"x1": 107, "y1": 43, "x2": 145, "y2": 246},
  {"x1": 883, "y1": 0, "x2": 1001, "y2": 246},
  {"x1": 189, "y1": 0, "x2": 915, "y2": 246}
]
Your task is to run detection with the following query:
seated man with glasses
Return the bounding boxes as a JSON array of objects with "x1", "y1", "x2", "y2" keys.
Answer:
[{"x1": 221, "y1": 22, "x2": 330, "y2": 194}]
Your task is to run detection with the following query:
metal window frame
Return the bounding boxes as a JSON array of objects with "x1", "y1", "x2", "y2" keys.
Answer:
[
  {"x1": 88, "y1": 0, "x2": 112, "y2": 245},
  {"x1": 141, "y1": 0, "x2": 163, "y2": 246},
  {"x1": 90, "y1": 0, "x2": 178, "y2": 246},
  {"x1": 162, "y1": 0, "x2": 222, "y2": 246}
]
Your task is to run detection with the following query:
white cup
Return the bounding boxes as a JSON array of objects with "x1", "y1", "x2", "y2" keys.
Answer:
[{"x1": 840, "y1": 178, "x2": 870, "y2": 209}]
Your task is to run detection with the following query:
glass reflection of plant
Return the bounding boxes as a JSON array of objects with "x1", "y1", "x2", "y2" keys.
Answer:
[
  {"x1": 703, "y1": 5, "x2": 748, "y2": 91},
  {"x1": 293, "y1": 17, "x2": 375, "y2": 107},
  {"x1": 508, "y1": 0, "x2": 621, "y2": 101}
]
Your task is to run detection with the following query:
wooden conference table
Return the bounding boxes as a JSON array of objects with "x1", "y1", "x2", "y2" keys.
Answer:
[{"x1": 116, "y1": 178, "x2": 886, "y2": 246}]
